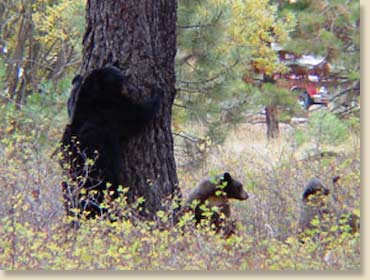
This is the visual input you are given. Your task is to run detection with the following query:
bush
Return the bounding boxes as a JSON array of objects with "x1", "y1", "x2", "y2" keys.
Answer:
[
  {"x1": 0, "y1": 86, "x2": 360, "y2": 270},
  {"x1": 294, "y1": 111, "x2": 349, "y2": 150}
]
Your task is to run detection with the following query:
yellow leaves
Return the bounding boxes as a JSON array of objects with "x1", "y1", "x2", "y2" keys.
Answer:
[
  {"x1": 156, "y1": 210, "x2": 168, "y2": 223},
  {"x1": 177, "y1": 211, "x2": 194, "y2": 228},
  {"x1": 353, "y1": 209, "x2": 360, "y2": 217},
  {"x1": 4, "y1": 146, "x2": 16, "y2": 160},
  {"x1": 225, "y1": 0, "x2": 296, "y2": 69},
  {"x1": 242, "y1": 0, "x2": 269, "y2": 16},
  {"x1": 283, "y1": 11, "x2": 296, "y2": 28},
  {"x1": 230, "y1": 1, "x2": 244, "y2": 17},
  {"x1": 33, "y1": 0, "x2": 85, "y2": 54},
  {"x1": 215, "y1": 190, "x2": 223, "y2": 197},
  {"x1": 85, "y1": 158, "x2": 95, "y2": 167},
  {"x1": 0, "y1": 208, "x2": 360, "y2": 270},
  {"x1": 74, "y1": 247, "x2": 93, "y2": 264},
  {"x1": 136, "y1": 198, "x2": 146, "y2": 209},
  {"x1": 197, "y1": 136, "x2": 212, "y2": 152},
  {"x1": 198, "y1": 6, "x2": 211, "y2": 18}
]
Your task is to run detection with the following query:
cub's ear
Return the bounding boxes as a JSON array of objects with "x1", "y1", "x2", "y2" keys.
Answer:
[
  {"x1": 223, "y1": 172, "x2": 232, "y2": 181},
  {"x1": 302, "y1": 187, "x2": 315, "y2": 201}
]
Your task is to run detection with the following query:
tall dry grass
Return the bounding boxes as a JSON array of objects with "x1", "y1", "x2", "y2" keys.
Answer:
[{"x1": 0, "y1": 119, "x2": 360, "y2": 270}]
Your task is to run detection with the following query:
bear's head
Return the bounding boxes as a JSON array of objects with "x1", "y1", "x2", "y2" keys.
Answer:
[
  {"x1": 80, "y1": 66, "x2": 125, "y2": 101},
  {"x1": 220, "y1": 172, "x2": 248, "y2": 201},
  {"x1": 302, "y1": 178, "x2": 330, "y2": 205}
]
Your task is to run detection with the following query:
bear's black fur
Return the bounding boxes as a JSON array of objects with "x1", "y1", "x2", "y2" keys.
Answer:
[
  {"x1": 67, "y1": 74, "x2": 82, "y2": 120},
  {"x1": 301, "y1": 178, "x2": 330, "y2": 204},
  {"x1": 186, "y1": 172, "x2": 248, "y2": 234},
  {"x1": 297, "y1": 178, "x2": 331, "y2": 242},
  {"x1": 60, "y1": 65, "x2": 162, "y2": 221}
]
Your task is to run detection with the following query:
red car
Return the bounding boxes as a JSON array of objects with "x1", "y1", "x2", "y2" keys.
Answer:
[
  {"x1": 276, "y1": 51, "x2": 330, "y2": 110},
  {"x1": 290, "y1": 83, "x2": 329, "y2": 110}
]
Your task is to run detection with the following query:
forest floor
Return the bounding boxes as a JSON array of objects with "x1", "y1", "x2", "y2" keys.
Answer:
[{"x1": 0, "y1": 117, "x2": 360, "y2": 270}]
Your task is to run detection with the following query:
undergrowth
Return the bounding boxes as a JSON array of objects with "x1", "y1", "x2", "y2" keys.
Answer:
[{"x1": 0, "y1": 101, "x2": 361, "y2": 271}]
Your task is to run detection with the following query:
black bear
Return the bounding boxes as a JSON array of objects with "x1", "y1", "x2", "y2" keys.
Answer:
[
  {"x1": 186, "y1": 172, "x2": 248, "y2": 235},
  {"x1": 297, "y1": 178, "x2": 331, "y2": 240},
  {"x1": 67, "y1": 74, "x2": 82, "y2": 121},
  {"x1": 60, "y1": 65, "x2": 162, "y2": 221},
  {"x1": 301, "y1": 178, "x2": 330, "y2": 206},
  {"x1": 297, "y1": 178, "x2": 359, "y2": 243}
]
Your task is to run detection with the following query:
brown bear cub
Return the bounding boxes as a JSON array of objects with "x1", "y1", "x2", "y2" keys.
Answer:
[
  {"x1": 186, "y1": 172, "x2": 248, "y2": 235},
  {"x1": 297, "y1": 178, "x2": 359, "y2": 243},
  {"x1": 297, "y1": 178, "x2": 331, "y2": 241}
]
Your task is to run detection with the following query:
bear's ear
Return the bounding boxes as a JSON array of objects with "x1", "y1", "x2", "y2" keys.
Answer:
[
  {"x1": 72, "y1": 74, "x2": 82, "y2": 85},
  {"x1": 223, "y1": 172, "x2": 231, "y2": 181},
  {"x1": 302, "y1": 187, "x2": 315, "y2": 201}
]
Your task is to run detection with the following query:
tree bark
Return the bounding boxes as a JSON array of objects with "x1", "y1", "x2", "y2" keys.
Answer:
[
  {"x1": 265, "y1": 105, "x2": 279, "y2": 139},
  {"x1": 80, "y1": 0, "x2": 179, "y2": 217},
  {"x1": 263, "y1": 75, "x2": 279, "y2": 140}
]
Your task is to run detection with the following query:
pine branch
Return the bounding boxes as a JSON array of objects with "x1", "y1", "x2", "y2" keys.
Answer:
[
  {"x1": 177, "y1": 10, "x2": 223, "y2": 29},
  {"x1": 329, "y1": 82, "x2": 359, "y2": 102},
  {"x1": 177, "y1": 23, "x2": 215, "y2": 29},
  {"x1": 178, "y1": 59, "x2": 240, "y2": 85}
]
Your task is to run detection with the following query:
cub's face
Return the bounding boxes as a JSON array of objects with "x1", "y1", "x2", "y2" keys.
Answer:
[
  {"x1": 302, "y1": 180, "x2": 330, "y2": 206},
  {"x1": 221, "y1": 172, "x2": 249, "y2": 201}
]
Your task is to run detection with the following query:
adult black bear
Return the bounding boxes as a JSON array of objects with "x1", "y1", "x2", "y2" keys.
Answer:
[
  {"x1": 60, "y1": 65, "x2": 162, "y2": 221},
  {"x1": 67, "y1": 74, "x2": 82, "y2": 121},
  {"x1": 186, "y1": 172, "x2": 248, "y2": 234}
]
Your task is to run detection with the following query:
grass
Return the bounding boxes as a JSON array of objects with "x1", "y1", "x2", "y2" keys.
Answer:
[{"x1": 0, "y1": 113, "x2": 360, "y2": 270}]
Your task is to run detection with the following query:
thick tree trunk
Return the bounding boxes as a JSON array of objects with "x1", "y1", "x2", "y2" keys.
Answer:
[{"x1": 81, "y1": 0, "x2": 179, "y2": 217}]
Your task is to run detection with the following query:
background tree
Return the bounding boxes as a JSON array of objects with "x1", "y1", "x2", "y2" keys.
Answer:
[
  {"x1": 229, "y1": 0, "x2": 296, "y2": 139},
  {"x1": 176, "y1": 0, "x2": 359, "y2": 143},
  {"x1": 0, "y1": 0, "x2": 84, "y2": 107},
  {"x1": 175, "y1": 0, "x2": 253, "y2": 167},
  {"x1": 79, "y1": 0, "x2": 179, "y2": 217},
  {"x1": 279, "y1": 0, "x2": 360, "y2": 118},
  {"x1": 175, "y1": 0, "x2": 296, "y2": 147}
]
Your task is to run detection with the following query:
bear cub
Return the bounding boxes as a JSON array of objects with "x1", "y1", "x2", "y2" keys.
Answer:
[
  {"x1": 186, "y1": 172, "x2": 248, "y2": 233},
  {"x1": 60, "y1": 65, "x2": 162, "y2": 221},
  {"x1": 297, "y1": 178, "x2": 331, "y2": 238},
  {"x1": 297, "y1": 178, "x2": 359, "y2": 243}
]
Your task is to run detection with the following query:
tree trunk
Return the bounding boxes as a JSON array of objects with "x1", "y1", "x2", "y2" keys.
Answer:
[
  {"x1": 80, "y1": 0, "x2": 179, "y2": 217},
  {"x1": 4, "y1": 0, "x2": 35, "y2": 108},
  {"x1": 265, "y1": 105, "x2": 279, "y2": 139},
  {"x1": 263, "y1": 75, "x2": 279, "y2": 140}
]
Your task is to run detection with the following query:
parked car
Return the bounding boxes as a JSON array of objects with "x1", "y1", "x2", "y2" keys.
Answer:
[
  {"x1": 250, "y1": 50, "x2": 331, "y2": 110},
  {"x1": 275, "y1": 51, "x2": 330, "y2": 110},
  {"x1": 290, "y1": 84, "x2": 329, "y2": 110}
]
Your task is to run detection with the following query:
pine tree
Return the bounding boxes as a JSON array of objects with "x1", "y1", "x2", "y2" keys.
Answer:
[
  {"x1": 176, "y1": 0, "x2": 296, "y2": 141},
  {"x1": 280, "y1": 0, "x2": 360, "y2": 117},
  {"x1": 176, "y1": 0, "x2": 251, "y2": 144}
]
